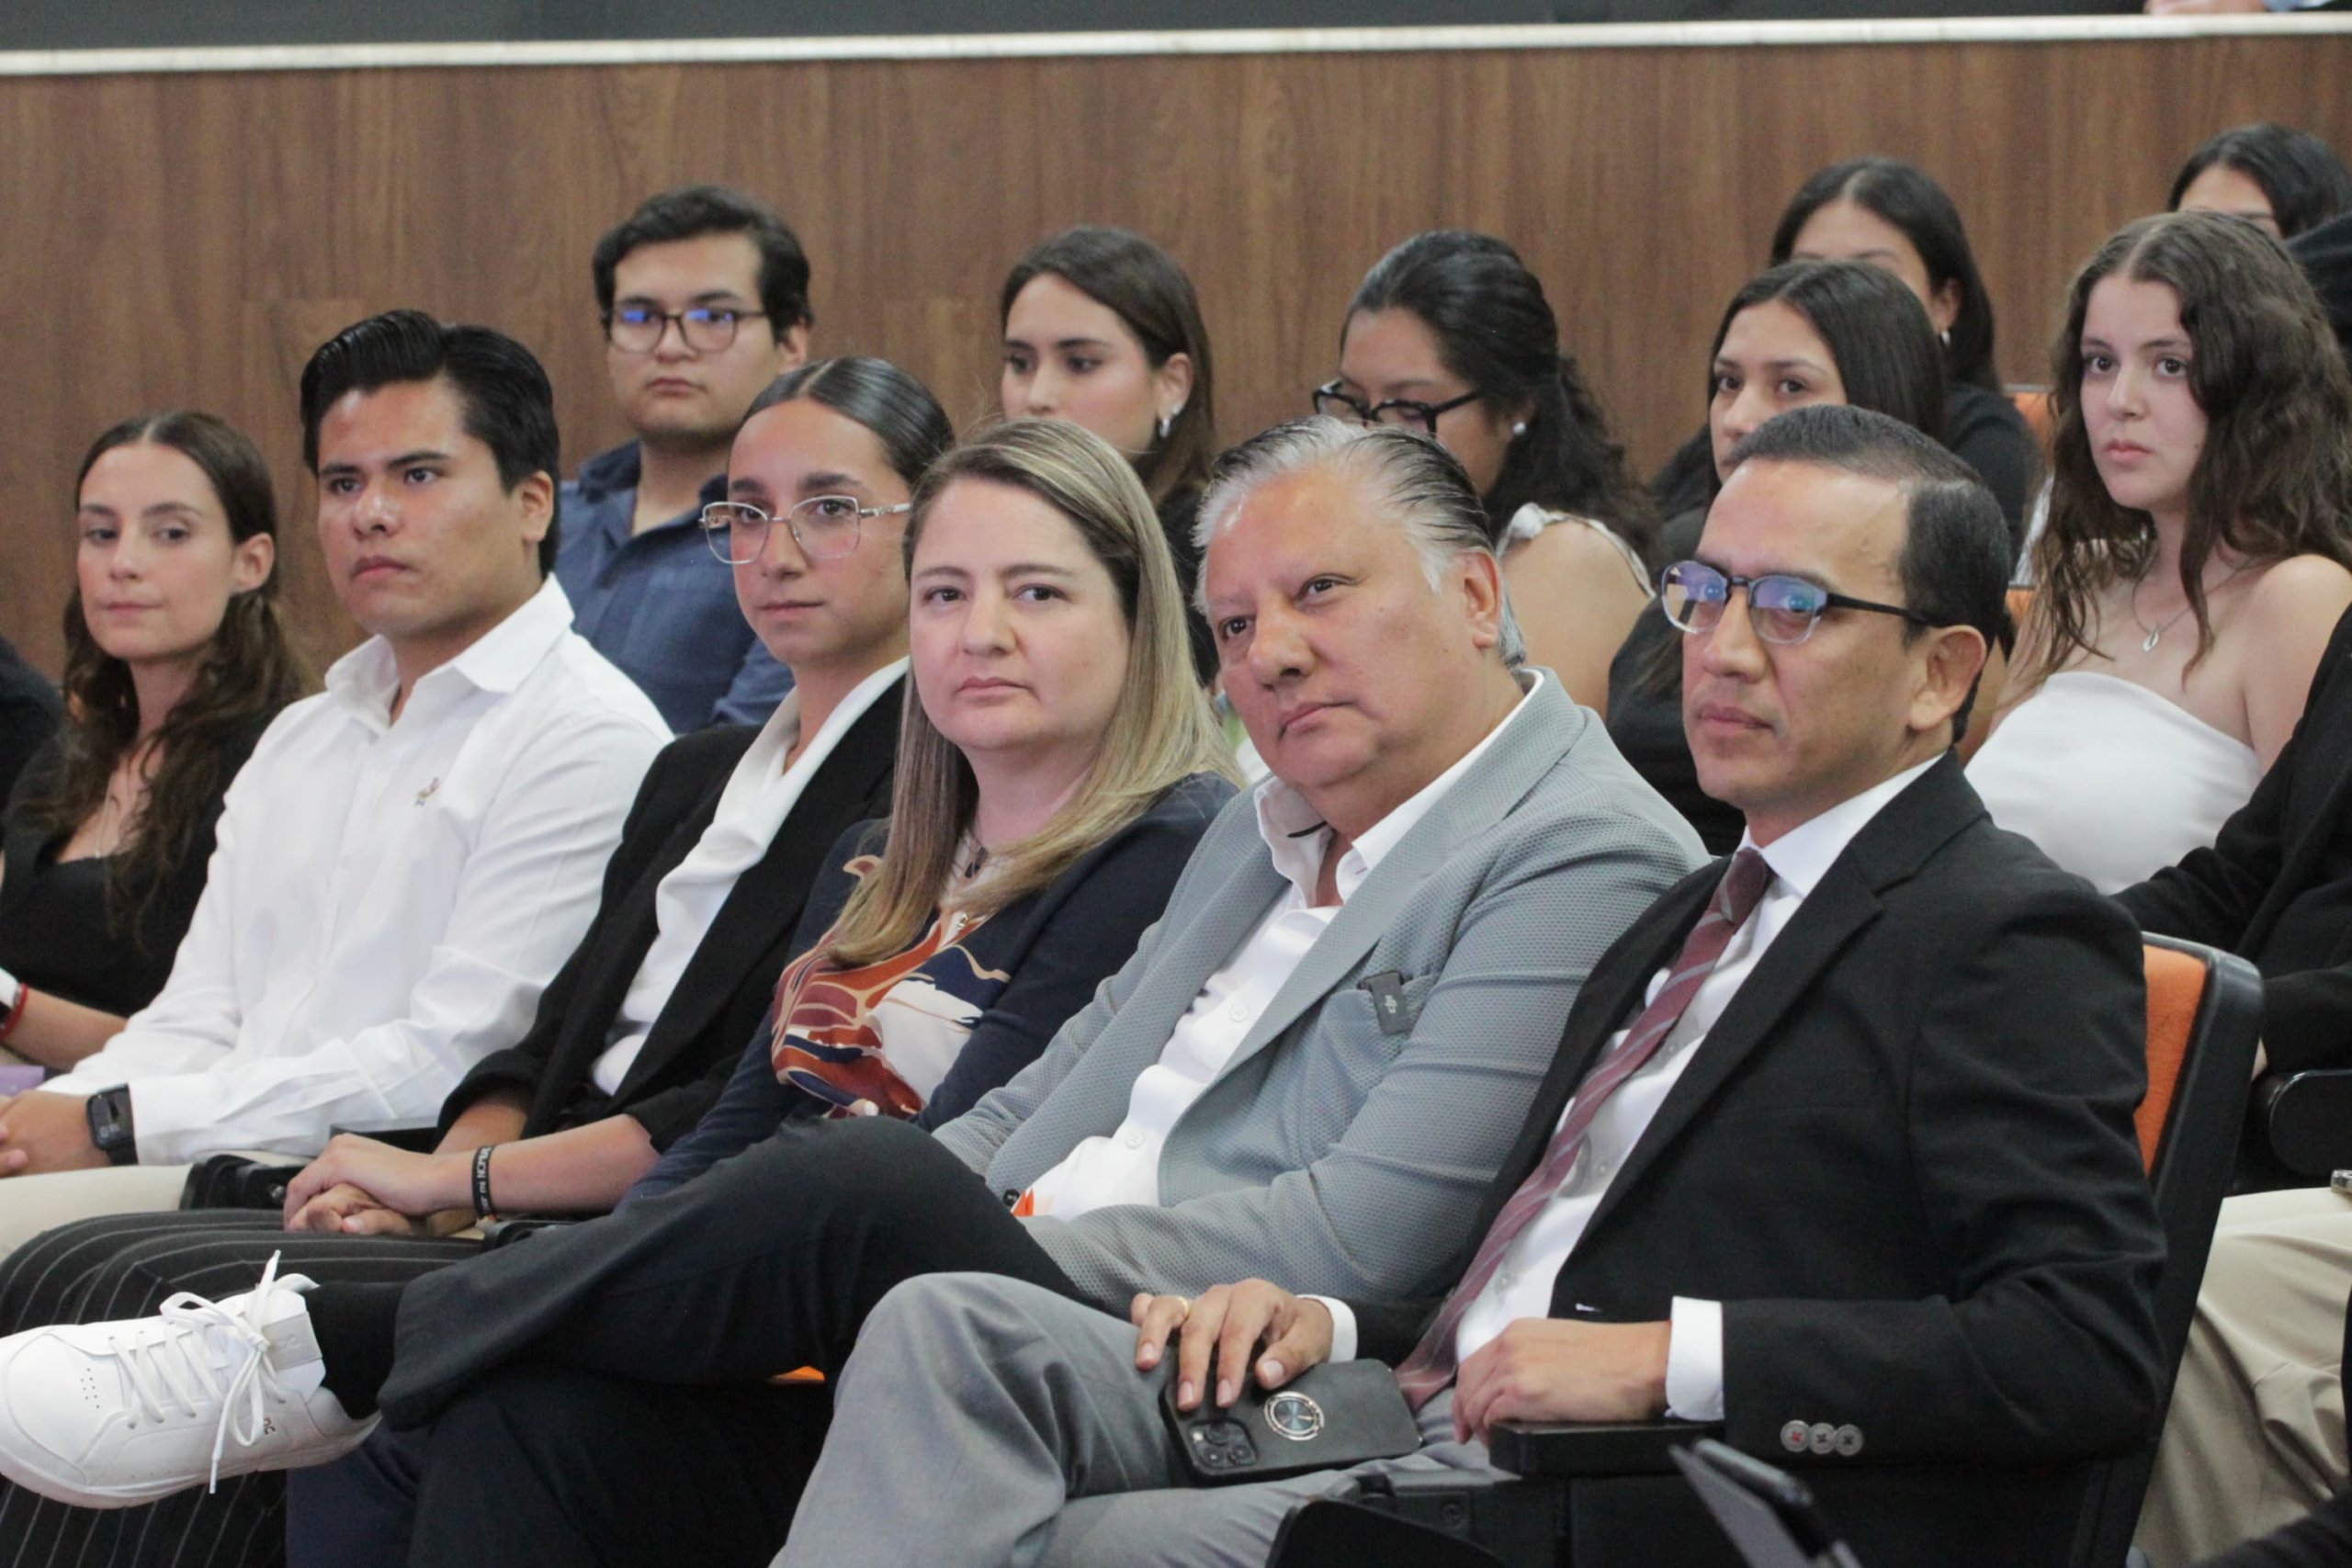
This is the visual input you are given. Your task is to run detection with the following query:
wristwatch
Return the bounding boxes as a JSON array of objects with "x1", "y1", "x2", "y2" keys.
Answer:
[{"x1": 85, "y1": 1086, "x2": 138, "y2": 1167}]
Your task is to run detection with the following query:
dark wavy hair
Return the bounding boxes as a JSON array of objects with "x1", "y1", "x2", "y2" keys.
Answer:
[
  {"x1": 1001, "y1": 227, "x2": 1217, "y2": 509},
  {"x1": 2026, "y1": 211, "x2": 2352, "y2": 685},
  {"x1": 2169, "y1": 123, "x2": 2352, "y2": 242},
  {"x1": 1346, "y1": 230, "x2": 1661, "y2": 565},
  {"x1": 1770, "y1": 156, "x2": 2004, "y2": 392},
  {"x1": 26, "y1": 413, "x2": 307, "y2": 938},
  {"x1": 593, "y1": 185, "x2": 813, "y2": 333}
]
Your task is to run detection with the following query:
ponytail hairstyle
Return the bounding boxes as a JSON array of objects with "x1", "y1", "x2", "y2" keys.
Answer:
[
  {"x1": 1001, "y1": 227, "x2": 1218, "y2": 509},
  {"x1": 1770, "y1": 155, "x2": 2003, "y2": 393},
  {"x1": 2025, "y1": 211, "x2": 2352, "y2": 686},
  {"x1": 28, "y1": 412, "x2": 308, "y2": 939},
  {"x1": 1346, "y1": 230, "x2": 1661, "y2": 567}
]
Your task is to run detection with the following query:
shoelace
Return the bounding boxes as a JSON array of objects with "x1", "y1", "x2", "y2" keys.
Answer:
[{"x1": 104, "y1": 1250, "x2": 294, "y2": 1493}]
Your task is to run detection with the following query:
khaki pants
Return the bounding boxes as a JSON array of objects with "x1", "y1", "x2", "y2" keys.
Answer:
[
  {"x1": 2136, "y1": 1185, "x2": 2352, "y2": 1564},
  {"x1": 0, "y1": 1164, "x2": 195, "y2": 1260}
]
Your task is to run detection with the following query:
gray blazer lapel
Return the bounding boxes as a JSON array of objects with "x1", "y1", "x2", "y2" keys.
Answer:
[{"x1": 1212, "y1": 679, "x2": 1584, "y2": 1084}]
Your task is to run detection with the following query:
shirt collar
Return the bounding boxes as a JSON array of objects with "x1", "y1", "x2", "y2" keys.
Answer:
[
  {"x1": 1739, "y1": 754, "x2": 1939, "y2": 898},
  {"x1": 1252, "y1": 669, "x2": 1541, "y2": 905},
  {"x1": 571, "y1": 440, "x2": 729, "y2": 518},
  {"x1": 323, "y1": 578, "x2": 576, "y2": 727}
]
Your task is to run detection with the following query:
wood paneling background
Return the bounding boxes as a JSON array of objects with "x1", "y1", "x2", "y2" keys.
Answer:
[{"x1": 1, "y1": 37, "x2": 2345, "y2": 676}]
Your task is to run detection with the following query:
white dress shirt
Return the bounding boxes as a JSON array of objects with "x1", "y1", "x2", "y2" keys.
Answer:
[
  {"x1": 1319, "y1": 757, "x2": 1939, "y2": 1403},
  {"x1": 50, "y1": 581, "x2": 670, "y2": 1164},
  {"x1": 590, "y1": 659, "x2": 907, "y2": 1095},
  {"x1": 1017, "y1": 672, "x2": 1542, "y2": 1224}
]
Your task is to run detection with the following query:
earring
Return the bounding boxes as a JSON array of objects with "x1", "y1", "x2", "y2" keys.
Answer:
[
  {"x1": 1511, "y1": 422, "x2": 1528, "y2": 437},
  {"x1": 1158, "y1": 414, "x2": 1172, "y2": 440},
  {"x1": 1939, "y1": 328, "x2": 1952, "y2": 348}
]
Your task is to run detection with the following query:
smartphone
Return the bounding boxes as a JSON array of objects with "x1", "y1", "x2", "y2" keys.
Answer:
[{"x1": 1160, "y1": 1359, "x2": 1422, "y2": 1486}]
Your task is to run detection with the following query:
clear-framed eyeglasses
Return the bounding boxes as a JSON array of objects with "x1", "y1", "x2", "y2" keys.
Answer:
[
  {"x1": 1657, "y1": 559, "x2": 1933, "y2": 647},
  {"x1": 700, "y1": 496, "x2": 912, "y2": 566},
  {"x1": 605, "y1": 305, "x2": 768, "y2": 355},
  {"x1": 1310, "y1": 379, "x2": 1483, "y2": 434}
]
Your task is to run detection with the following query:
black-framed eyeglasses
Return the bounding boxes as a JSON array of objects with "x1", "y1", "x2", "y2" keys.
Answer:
[
  {"x1": 1310, "y1": 380, "x2": 1483, "y2": 434},
  {"x1": 605, "y1": 305, "x2": 769, "y2": 354},
  {"x1": 700, "y1": 496, "x2": 910, "y2": 566},
  {"x1": 1658, "y1": 559, "x2": 1934, "y2": 647}
]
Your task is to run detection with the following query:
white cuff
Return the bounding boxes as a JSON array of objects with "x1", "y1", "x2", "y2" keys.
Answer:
[
  {"x1": 1665, "y1": 1296, "x2": 1725, "y2": 1421},
  {"x1": 1304, "y1": 1296, "x2": 1358, "y2": 1363}
]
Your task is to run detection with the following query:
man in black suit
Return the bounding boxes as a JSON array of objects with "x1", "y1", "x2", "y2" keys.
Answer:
[
  {"x1": 0, "y1": 367, "x2": 915, "y2": 1563},
  {"x1": 2122, "y1": 607, "x2": 2352, "y2": 1564},
  {"x1": 773, "y1": 404, "x2": 2168, "y2": 1568}
]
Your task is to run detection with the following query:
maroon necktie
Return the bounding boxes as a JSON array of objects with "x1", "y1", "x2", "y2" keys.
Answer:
[{"x1": 1393, "y1": 848, "x2": 1773, "y2": 1410}]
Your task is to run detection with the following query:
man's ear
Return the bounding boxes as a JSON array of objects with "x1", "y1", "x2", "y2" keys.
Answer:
[
  {"x1": 1454, "y1": 548, "x2": 1507, "y2": 653},
  {"x1": 514, "y1": 471, "x2": 558, "y2": 551},
  {"x1": 1909, "y1": 623, "x2": 1987, "y2": 737}
]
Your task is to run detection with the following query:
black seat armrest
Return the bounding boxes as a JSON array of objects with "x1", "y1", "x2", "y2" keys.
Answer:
[
  {"x1": 477, "y1": 1215, "x2": 579, "y2": 1248},
  {"x1": 179, "y1": 1152, "x2": 307, "y2": 1211},
  {"x1": 325, "y1": 1119, "x2": 441, "y2": 1154},
  {"x1": 2257, "y1": 1069, "x2": 2352, "y2": 1179},
  {"x1": 1487, "y1": 1417, "x2": 1724, "y2": 1478}
]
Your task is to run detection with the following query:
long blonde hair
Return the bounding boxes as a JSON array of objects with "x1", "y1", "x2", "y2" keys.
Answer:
[{"x1": 826, "y1": 419, "x2": 1238, "y2": 965}]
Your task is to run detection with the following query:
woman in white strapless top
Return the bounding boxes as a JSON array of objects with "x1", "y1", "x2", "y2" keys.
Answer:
[
  {"x1": 1317, "y1": 230, "x2": 1660, "y2": 710},
  {"x1": 1971, "y1": 212, "x2": 2352, "y2": 892}
]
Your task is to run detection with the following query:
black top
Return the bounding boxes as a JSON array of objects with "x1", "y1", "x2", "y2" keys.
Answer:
[
  {"x1": 1604, "y1": 507, "x2": 1745, "y2": 853},
  {"x1": 0, "y1": 636, "x2": 61, "y2": 808},
  {"x1": 0, "y1": 720, "x2": 266, "y2": 1017},
  {"x1": 1944, "y1": 378, "x2": 2039, "y2": 564},
  {"x1": 1159, "y1": 487, "x2": 1219, "y2": 684},
  {"x1": 2119, "y1": 604, "x2": 2352, "y2": 1075},
  {"x1": 629, "y1": 770, "x2": 1234, "y2": 1204},
  {"x1": 435, "y1": 681, "x2": 905, "y2": 1150}
]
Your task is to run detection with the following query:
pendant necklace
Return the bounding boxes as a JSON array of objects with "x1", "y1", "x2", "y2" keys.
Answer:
[{"x1": 2128, "y1": 561, "x2": 2247, "y2": 652}]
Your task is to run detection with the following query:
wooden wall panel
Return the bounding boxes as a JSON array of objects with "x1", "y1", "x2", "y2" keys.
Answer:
[{"x1": 0, "y1": 37, "x2": 2345, "y2": 676}]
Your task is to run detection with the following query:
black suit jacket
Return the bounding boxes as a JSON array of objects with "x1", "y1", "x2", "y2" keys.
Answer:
[
  {"x1": 2120, "y1": 604, "x2": 2352, "y2": 1075},
  {"x1": 1353, "y1": 757, "x2": 2166, "y2": 1564},
  {"x1": 437, "y1": 681, "x2": 902, "y2": 1148}
]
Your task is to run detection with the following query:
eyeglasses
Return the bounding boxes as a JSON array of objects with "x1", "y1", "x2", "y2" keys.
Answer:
[
  {"x1": 1658, "y1": 559, "x2": 1933, "y2": 646},
  {"x1": 605, "y1": 305, "x2": 768, "y2": 354},
  {"x1": 1310, "y1": 380, "x2": 1483, "y2": 434},
  {"x1": 700, "y1": 496, "x2": 911, "y2": 566}
]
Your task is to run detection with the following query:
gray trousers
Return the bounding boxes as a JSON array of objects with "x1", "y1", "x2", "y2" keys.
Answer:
[{"x1": 775, "y1": 1271, "x2": 1507, "y2": 1568}]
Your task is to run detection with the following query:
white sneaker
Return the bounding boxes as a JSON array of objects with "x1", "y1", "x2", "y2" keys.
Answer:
[{"x1": 0, "y1": 1252, "x2": 379, "y2": 1507}]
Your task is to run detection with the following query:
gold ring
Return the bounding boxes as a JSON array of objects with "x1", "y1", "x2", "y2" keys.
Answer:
[{"x1": 1174, "y1": 1297, "x2": 1192, "y2": 1315}]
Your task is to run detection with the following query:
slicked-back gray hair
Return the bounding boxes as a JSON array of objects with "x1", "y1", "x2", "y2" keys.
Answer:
[{"x1": 1192, "y1": 417, "x2": 1526, "y2": 667}]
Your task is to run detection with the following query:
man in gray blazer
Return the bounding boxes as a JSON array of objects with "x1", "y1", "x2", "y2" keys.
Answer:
[{"x1": 0, "y1": 421, "x2": 1701, "y2": 1565}]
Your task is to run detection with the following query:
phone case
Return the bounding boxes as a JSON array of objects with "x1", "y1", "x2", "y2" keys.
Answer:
[{"x1": 1161, "y1": 1359, "x2": 1423, "y2": 1485}]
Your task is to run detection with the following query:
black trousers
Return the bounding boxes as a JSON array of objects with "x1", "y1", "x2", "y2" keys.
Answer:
[
  {"x1": 368, "y1": 1115, "x2": 1080, "y2": 1428},
  {"x1": 0, "y1": 1208, "x2": 481, "y2": 1568},
  {"x1": 285, "y1": 1117, "x2": 1082, "y2": 1565}
]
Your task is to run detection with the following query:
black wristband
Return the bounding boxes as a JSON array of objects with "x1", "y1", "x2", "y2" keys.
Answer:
[{"x1": 471, "y1": 1144, "x2": 497, "y2": 1221}]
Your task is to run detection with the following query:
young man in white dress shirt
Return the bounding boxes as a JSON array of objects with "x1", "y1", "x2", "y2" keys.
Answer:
[
  {"x1": 771, "y1": 405, "x2": 2168, "y2": 1568},
  {"x1": 0, "y1": 310, "x2": 669, "y2": 1252}
]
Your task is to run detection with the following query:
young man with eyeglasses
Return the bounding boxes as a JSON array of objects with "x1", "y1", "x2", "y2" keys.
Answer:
[{"x1": 556, "y1": 185, "x2": 813, "y2": 731}]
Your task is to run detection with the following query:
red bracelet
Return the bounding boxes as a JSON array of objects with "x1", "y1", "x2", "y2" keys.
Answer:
[{"x1": 0, "y1": 982, "x2": 30, "y2": 1043}]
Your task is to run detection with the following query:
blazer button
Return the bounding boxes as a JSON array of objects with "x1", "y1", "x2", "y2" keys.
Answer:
[
  {"x1": 1780, "y1": 1420, "x2": 1809, "y2": 1454},
  {"x1": 1001, "y1": 1189, "x2": 1022, "y2": 1208},
  {"x1": 1833, "y1": 1425, "x2": 1863, "y2": 1457},
  {"x1": 1807, "y1": 1423, "x2": 1837, "y2": 1456}
]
